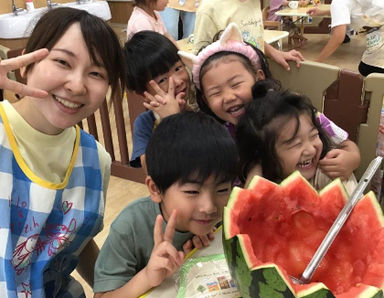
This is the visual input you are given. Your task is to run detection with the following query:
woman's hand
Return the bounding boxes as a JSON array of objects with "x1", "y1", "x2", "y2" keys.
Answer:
[{"x1": 0, "y1": 48, "x2": 49, "y2": 97}]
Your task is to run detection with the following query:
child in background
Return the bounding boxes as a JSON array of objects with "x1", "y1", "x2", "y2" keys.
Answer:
[
  {"x1": 124, "y1": 31, "x2": 196, "y2": 170},
  {"x1": 126, "y1": 0, "x2": 176, "y2": 43},
  {"x1": 93, "y1": 111, "x2": 238, "y2": 297},
  {"x1": 193, "y1": 0, "x2": 304, "y2": 71},
  {"x1": 0, "y1": 7, "x2": 126, "y2": 296},
  {"x1": 0, "y1": 49, "x2": 48, "y2": 98},
  {"x1": 160, "y1": 0, "x2": 200, "y2": 40},
  {"x1": 236, "y1": 82, "x2": 357, "y2": 193},
  {"x1": 179, "y1": 22, "x2": 360, "y2": 182},
  {"x1": 268, "y1": 0, "x2": 310, "y2": 48},
  {"x1": 268, "y1": 0, "x2": 310, "y2": 21}
]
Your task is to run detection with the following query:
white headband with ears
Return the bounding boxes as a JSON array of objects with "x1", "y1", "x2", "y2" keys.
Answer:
[{"x1": 178, "y1": 22, "x2": 261, "y2": 90}]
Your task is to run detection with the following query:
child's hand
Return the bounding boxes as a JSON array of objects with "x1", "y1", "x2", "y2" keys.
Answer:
[
  {"x1": 143, "y1": 77, "x2": 185, "y2": 120},
  {"x1": 0, "y1": 49, "x2": 49, "y2": 97},
  {"x1": 144, "y1": 210, "x2": 184, "y2": 288},
  {"x1": 182, "y1": 229, "x2": 216, "y2": 255},
  {"x1": 264, "y1": 43, "x2": 305, "y2": 71},
  {"x1": 319, "y1": 148, "x2": 358, "y2": 180}
]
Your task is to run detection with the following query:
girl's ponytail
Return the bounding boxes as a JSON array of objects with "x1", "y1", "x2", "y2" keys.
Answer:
[{"x1": 252, "y1": 79, "x2": 281, "y2": 101}]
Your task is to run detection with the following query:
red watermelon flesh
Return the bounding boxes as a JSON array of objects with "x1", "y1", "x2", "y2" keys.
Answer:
[{"x1": 224, "y1": 172, "x2": 384, "y2": 296}]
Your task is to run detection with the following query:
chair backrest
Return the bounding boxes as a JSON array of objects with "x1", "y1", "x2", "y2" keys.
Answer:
[
  {"x1": 262, "y1": 5, "x2": 269, "y2": 22},
  {"x1": 262, "y1": 6, "x2": 282, "y2": 30},
  {"x1": 2, "y1": 47, "x2": 27, "y2": 102},
  {"x1": 7, "y1": 48, "x2": 26, "y2": 84},
  {"x1": 269, "y1": 60, "x2": 384, "y2": 179},
  {"x1": 80, "y1": 91, "x2": 146, "y2": 184}
]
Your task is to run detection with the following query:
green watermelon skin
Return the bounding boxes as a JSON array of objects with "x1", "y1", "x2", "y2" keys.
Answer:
[
  {"x1": 223, "y1": 172, "x2": 384, "y2": 298},
  {"x1": 223, "y1": 233, "x2": 295, "y2": 298}
]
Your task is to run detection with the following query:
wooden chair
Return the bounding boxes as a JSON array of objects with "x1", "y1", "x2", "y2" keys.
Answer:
[
  {"x1": 7, "y1": 48, "x2": 26, "y2": 85},
  {"x1": 0, "y1": 45, "x2": 7, "y2": 101},
  {"x1": 79, "y1": 91, "x2": 146, "y2": 184},
  {"x1": 269, "y1": 60, "x2": 384, "y2": 180},
  {"x1": 262, "y1": 6, "x2": 282, "y2": 30},
  {"x1": 1, "y1": 47, "x2": 25, "y2": 102}
]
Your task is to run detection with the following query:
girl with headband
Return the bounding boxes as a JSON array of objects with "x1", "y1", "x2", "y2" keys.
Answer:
[{"x1": 178, "y1": 23, "x2": 360, "y2": 183}]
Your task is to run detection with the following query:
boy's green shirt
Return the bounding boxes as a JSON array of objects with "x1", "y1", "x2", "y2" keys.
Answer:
[{"x1": 93, "y1": 196, "x2": 193, "y2": 293}]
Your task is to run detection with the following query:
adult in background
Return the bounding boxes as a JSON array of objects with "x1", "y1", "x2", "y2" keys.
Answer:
[{"x1": 308, "y1": 0, "x2": 384, "y2": 76}]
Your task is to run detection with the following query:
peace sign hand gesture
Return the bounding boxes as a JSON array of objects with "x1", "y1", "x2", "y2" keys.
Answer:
[
  {"x1": 144, "y1": 210, "x2": 185, "y2": 288},
  {"x1": 143, "y1": 77, "x2": 186, "y2": 120},
  {"x1": 0, "y1": 48, "x2": 49, "y2": 98}
]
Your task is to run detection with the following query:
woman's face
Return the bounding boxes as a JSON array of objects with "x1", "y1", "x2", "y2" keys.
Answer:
[
  {"x1": 201, "y1": 55, "x2": 261, "y2": 125},
  {"x1": 17, "y1": 22, "x2": 109, "y2": 135}
]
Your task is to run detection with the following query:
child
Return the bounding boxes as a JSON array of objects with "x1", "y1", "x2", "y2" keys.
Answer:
[
  {"x1": 0, "y1": 49, "x2": 48, "y2": 98},
  {"x1": 126, "y1": 0, "x2": 176, "y2": 43},
  {"x1": 268, "y1": 0, "x2": 310, "y2": 48},
  {"x1": 268, "y1": 0, "x2": 310, "y2": 21},
  {"x1": 0, "y1": 7, "x2": 126, "y2": 297},
  {"x1": 160, "y1": 0, "x2": 200, "y2": 40},
  {"x1": 193, "y1": 0, "x2": 304, "y2": 71},
  {"x1": 236, "y1": 82, "x2": 357, "y2": 193},
  {"x1": 93, "y1": 111, "x2": 238, "y2": 297},
  {"x1": 179, "y1": 22, "x2": 361, "y2": 182},
  {"x1": 124, "y1": 31, "x2": 196, "y2": 170}
]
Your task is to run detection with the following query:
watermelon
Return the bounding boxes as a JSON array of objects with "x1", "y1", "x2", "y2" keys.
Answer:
[{"x1": 223, "y1": 171, "x2": 384, "y2": 297}]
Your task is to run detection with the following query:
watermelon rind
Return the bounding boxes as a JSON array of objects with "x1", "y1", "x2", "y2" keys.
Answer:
[
  {"x1": 247, "y1": 174, "x2": 277, "y2": 189},
  {"x1": 223, "y1": 233, "x2": 296, "y2": 298},
  {"x1": 365, "y1": 191, "x2": 384, "y2": 228},
  {"x1": 223, "y1": 206, "x2": 232, "y2": 240},
  {"x1": 280, "y1": 171, "x2": 314, "y2": 189},
  {"x1": 226, "y1": 186, "x2": 243, "y2": 210},
  {"x1": 223, "y1": 172, "x2": 384, "y2": 298},
  {"x1": 339, "y1": 284, "x2": 383, "y2": 298},
  {"x1": 296, "y1": 282, "x2": 334, "y2": 298},
  {"x1": 356, "y1": 285, "x2": 382, "y2": 298},
  {"x1": 224, "y1": 186, "x2": 247, "y2": 240},
  {"x1": 318, "y1": 177, "x2": 347, "y2": 198}
]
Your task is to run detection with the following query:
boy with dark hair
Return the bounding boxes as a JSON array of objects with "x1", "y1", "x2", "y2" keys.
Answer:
[
  {"x1": 124, "y1": 31, "x2": 196, "y2": 170},
  {"x1": 93, "y1": 111, "x2": 238, "y2": 297}
]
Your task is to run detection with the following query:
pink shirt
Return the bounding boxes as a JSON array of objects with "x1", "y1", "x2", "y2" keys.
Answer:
[{"x1": 126, "y1": 6, "x2": 168, "y2": 40}]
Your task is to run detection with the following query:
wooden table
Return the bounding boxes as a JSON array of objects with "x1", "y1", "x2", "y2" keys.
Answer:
[
  {"x1": 275, "y1": 4, "x2": 331, "y2": 34},
  {"x1": 177, "y1": 29, "x2": 289, "y2": 52},
  {"x1": 264, "y1": 29, "x2": 289, "y2": 50}
]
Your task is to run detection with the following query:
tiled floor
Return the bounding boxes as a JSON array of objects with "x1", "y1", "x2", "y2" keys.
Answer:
[{"x1": 74, "y1": 25, "x2": 366, "y2": 297}]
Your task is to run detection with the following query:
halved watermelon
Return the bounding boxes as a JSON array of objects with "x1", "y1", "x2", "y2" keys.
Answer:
[{"x1": 223, "y1": 171, "x2": 384, "y2": 297}]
